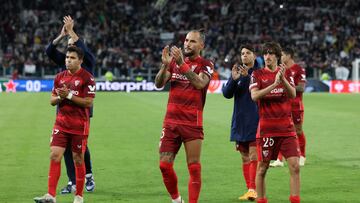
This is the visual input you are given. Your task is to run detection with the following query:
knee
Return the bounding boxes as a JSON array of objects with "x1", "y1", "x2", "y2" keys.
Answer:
[
  {"x1": 257, "y1": 164, "x2": 269, "y2": 177},
  {"x1": 288, "y1": 161, "x2": 300, "y2": 175},
  {"x1": 50, "y1": 151, "x2": 62, "y2": 162},
  {"x1": 159, "y1": 161, "x2": 173, "y2": 173},
  {"x1": 72, "y1": 154, "x2": 83, "y2": 166},
  {"x1": 249, "y1": 152, "x2": 257, "y2": 162},
  {"x1": 187, "y1": 158, "x2": 200, "y2": 165}
]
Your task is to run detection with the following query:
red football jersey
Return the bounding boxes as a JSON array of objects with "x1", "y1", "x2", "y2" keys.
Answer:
[
  {"x1": 249, "y1": 67, "x2": 296, "y2": 138},
  {"x1": 287, "y1": 64, "x2": 306, "y2": 111},
  {"x1": 52, "y1": 68, "x2": 96, "y2": 135},
  {"x1": 163, "y1": 56, "x2": 214, "y2": 127}
]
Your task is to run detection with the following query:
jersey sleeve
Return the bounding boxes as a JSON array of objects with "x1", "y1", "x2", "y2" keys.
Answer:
[
  {"x1": 285, "y1": 71, "x2": 295, "y2": 87},
  {"x1": 52, "y1": 75, "x2": 59, "y2": 96},
  {"x1": 200, "y1": 60, "x2": 214, "y2": 78},
  {"x1": 85, "y1": 75, "x2": 96, "y2": 98},
  {"x1": 297, "y1": 66, "x2": 306, "y2": 83},
  {"x1": 249, "y1": 71, "x2": 260, "y2": 90}
]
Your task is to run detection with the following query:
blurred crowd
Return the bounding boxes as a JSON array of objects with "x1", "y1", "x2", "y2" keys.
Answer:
[{"x1": 1, "y1": 0, "x2": 359, "y2": 80}]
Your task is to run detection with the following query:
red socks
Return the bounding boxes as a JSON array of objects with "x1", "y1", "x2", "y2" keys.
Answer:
[
  {"x1": 159, "y1": 162, "x2": 179, "y2": 199},
  {"x1": 278, "y1": 153, "x2": 283, "y2": 161},
  {"x1": 75, "y1": 163, "x2": 86, "y2": 197},
  {"x1": 159, "y1": 162, "x2": 202, "y2": 202},
  {"x1": 297, "y1": 132, "x2": 306, "y2": 157},
  {"x1": 257, "y1": 197, "x2": 268, "y2": 203},
  {"x1": 242, "y1": 162, "x2": 250, "y2": 189},
  {"x1": 48, "y1": 160, "x2": 61, "y2": 197},
  {"x1": 290, "y1": 195, "x2": 301, "y2": 203},
  {"x1": 188, "y1": 163, "x2": 201, "y2": 203},
  {"x1": 249, "y1": 160, "x2": 257, "y2": 189},
  {"x1": 243, "y1": 161, "x2": 257, "y2": 189}
]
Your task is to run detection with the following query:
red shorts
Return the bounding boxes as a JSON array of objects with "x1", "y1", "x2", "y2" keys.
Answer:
[
  {"x1": 292, "y1": 111, "x2": 304, "y2": 125},
  {"x1": 50, "y1": 128, "x2": 88, "y2": 153},
  {"x1": 257, "y1": 136, "x2": 299, "y2": 162},
  {"x1": 236, "y1": 141, "x2": 257, "y2": 153},
  {"x1": 159, "y1": 124, "x2": 204, "y2": 154}
]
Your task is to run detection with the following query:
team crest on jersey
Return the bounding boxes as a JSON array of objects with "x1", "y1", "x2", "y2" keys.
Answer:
[
  {"x1": 262, "y1": 150, "x2": 269, "y2": 158},
  {"x1": 75, "y1": 80, "x2": 80, "y2": 86}
]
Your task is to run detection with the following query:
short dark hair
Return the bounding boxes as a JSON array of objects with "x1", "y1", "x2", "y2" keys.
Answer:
[
  {"x1": 240, "y1": 44, "x2": 256, "y2": 53},
  {"x1": 190, "y1": 29, "x2": 206, "y2": 43},
  {"x1": 262, "y1": 41, "x2": 282, "y2": 62},
  {"x1": 66, "y1": 46, "x2": 84, "y2": 60},
  {"x1": 282, "y1": 47, "x2": 295, "y2": 59}
]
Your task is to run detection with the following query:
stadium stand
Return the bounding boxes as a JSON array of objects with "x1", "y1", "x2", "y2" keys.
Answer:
[{"x1": 0, "y1": 0, "x2": 359, "y2": 80}]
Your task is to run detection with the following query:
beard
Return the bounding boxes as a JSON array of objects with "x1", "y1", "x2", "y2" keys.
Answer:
[{"x1": 184, "y1": 49, "x2": 195, "y2": 57}]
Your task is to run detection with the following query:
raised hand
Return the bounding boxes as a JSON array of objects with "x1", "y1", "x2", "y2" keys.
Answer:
[
  {"x1": 63, "y1": 15, "x2": 74, "y2": 33},
  {"x1": 161, "y1": 45, "x2": 172, "y2": 66},
  {"x1": 170, "y1": 46, "x2": 184, "y2": 66},
  {"x1": 279, "y1": 63, "x2": 286, "y2": 81},
  {"x1": 57, "y1": 84, "x2": 70, "y2": 99},
  {"x1": 238, "y1": 64, "x2": 249, "y2": 77},
  {"x1": 231, "y1": 64, "x2": 241, "y2": 80}
]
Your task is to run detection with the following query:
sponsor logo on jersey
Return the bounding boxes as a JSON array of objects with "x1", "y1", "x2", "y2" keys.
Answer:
[
  {"x1": 270, "y1": 88, "x2": 284, "y2": 94},
  {"x1": 70, "y1": 90, "x2": 79, "y2": 95},
  {"x1": 172, "y1": 73, "x2": 188, "y2": 81},
  {"x1": 88, "y1": 85, "x2": 96, "y2": 94},
  {"x1": 262, "y1": 150, "x2": 269, "y2": 158}
]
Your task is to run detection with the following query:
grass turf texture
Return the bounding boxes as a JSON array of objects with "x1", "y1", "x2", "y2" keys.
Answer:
[{"x1": 0, "y1": 92, "x2": 359, "y2": 202}]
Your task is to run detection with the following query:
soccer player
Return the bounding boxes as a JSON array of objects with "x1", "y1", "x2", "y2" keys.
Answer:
[
  {"x1": 34, "y1": 46, "x2": 95, "y2": 203},
  {"x1": 45, "y1": 15, "x2": 96, "y2": 193},
  {"x1": 222, "y1": 44, "x2": 260, "y2": 201},
  {"x1": 155, "y1": 30, "x2": 214, "y2": 203},
  {"x1": 270, "y1": 47, "x2": 307, "y2": 167},
  {"x1": 249, "y1": 42, "x2": 300, "y2": 203}
]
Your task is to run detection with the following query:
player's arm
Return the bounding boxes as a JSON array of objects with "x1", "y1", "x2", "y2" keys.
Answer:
[
  {"x1": 155, "y1": 64, "x2": 171, "y2": 88},
  {"x1": 75, "y1": 39, "x2": 96, "y2": 74},
  {"x1": 68, "y1": 96, "x2": 94, "y2": 108},
  {"x1": 155, "y1": 46, "x2": 172, "y2": 88},
  {"x1": 52, "y1": 25, "x2": 67, "y2": 45},
  {"x1": 222, "y1": 77, "x2": 237, "y2": 99},
  {"x1": 50, "y1": 94, "x2": 63, "y2": 106},
  {"x1": 250, "y1": 82, "x2": 278, "y2": 101},
  {"x1": 57, "y1": 84, "x2": 94, "y2": 108},
  {"x1": 280, "y1": 64, "x2": 296, "y2": 98},
  {"x1": 64, "y1": 16, "x2": 79, "y2": 42},
  {"x1": 295, "y1": 82, "x2": 305, "y2": 92},
  {"x1": 250, "y1": 70, "x2": 281, "y2": 101},
  {"x1": 223, "y1": 64, "x2": 250, "y2": 98},
  {"x1": 183, "y1": 71, "x2": 210, "y2": 90},
  {"x1": 170, "y1": 46, "x2": 212, "y2": 89}
]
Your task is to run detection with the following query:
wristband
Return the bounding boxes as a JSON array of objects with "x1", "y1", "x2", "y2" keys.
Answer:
[
  {"x1": 179, "y1": 63, "x2": 190, "y2": 74},
  {"x1": 57, "y1": 95, "x2": 61, "y2": 100},
  {"x1": 66, "y1": 92, "x2": 73, "y2": 100}
]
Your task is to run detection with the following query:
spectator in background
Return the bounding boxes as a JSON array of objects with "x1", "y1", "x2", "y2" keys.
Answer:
[
  {"x1": 11, "y1": 68, "x2": 19, "y2": 80},
  {"x1": 333, "y1": 61, "x2": 350, "y2": 80}
]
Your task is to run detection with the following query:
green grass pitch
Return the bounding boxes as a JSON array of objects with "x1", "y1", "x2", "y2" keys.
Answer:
[{"x1": 0, "y1": 92, "x2": 359, "y2": 202}]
